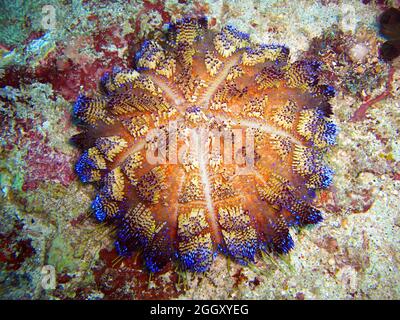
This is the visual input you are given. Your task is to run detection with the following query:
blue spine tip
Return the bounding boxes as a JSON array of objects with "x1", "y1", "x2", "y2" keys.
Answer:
[
  {"x1": 145, "y1": 258, "x2": 162, "y2": 273},
  {"x1": 277, "y1": 233, "x2": 294, "y2": 254},
  {"x1": 112, "y1": 66, "x2": 122, "y2": 74},
  {"x1": 180, "y1": 247, "x2": 213, "y2": 272},
  {"x1": 309, "y1": 60, "x2": 322, "y2": 71},
  {"x1": 115, "y1": 240, "x2": 129, "y2": 257},
  {"x1": 226, "y1": 25, "x2": 249, "y2": 40},
  {"x1": 197, "y1": 16, "x2": 208, "y2": 28},
  {"x1": 226, "y1": 239, "x2": 258, "y2": 263},
  {"x1": 280, "y1": 45, "x2": 290, "y2": 56},
  {"x1": 135, "y1": 40, "x2": 150, "y2": 64},
  {"x1": 75, "y1": 151, "x2": 95, "y2": 183},
  {"x1": 324, "y1": 85, "x2": 336, "y2": 98},
  {"x1": 73, "y1": 94, "x2": 88, "y2": 118},
  {"x1": 91, "y1": 194, "x2": 107, "y2": 222},
  {"x1": 307, "y1": 188, "x2": 317, "y2": 199},
  {"x1": 100, "y1": 72, "x2": 110, "y2": 88},
  {"x1": 117, "y1": 224, "x2": 131, "y2": 242},
  {"x1": 309, "y1": 208, "x2": 323, "y2": 224},
  {"x1": 324, "y1": 122, "x2": 338, "y2": 145},
  {"x1": 321, "y1": 166, "x2": 334, "y2": 189}
]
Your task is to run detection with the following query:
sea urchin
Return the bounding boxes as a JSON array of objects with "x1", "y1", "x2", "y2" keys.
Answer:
[{"x1": 72, "y1": 17, "x2": 337, "y2": 273}]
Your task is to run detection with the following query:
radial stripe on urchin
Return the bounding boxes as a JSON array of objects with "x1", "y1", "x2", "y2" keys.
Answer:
[{"x1": 72, "y1": 17, "x2": 338, "y2": 273}]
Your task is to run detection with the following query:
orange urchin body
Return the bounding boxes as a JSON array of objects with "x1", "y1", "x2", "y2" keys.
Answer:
[{"x1": 73, "y1": 17, "x2": 337, "y2": 272}]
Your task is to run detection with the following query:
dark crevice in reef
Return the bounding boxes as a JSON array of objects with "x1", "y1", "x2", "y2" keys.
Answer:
[{"x1": 378, "y1": 7, "x2": 400, "y2": 61}]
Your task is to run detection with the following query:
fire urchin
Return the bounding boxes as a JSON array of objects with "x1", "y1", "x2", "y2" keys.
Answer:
[{"x1": 73, "y1": 17, "x2": 337, "y2": 273}]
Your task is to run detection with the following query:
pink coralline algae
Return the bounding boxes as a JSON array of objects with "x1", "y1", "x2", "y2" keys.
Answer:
[{"x1": 22, "y1": 133, "x2": 75, "y2": 191}]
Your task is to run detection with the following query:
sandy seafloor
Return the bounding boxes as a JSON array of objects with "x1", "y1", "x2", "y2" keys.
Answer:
[{"x1": 0, "y1": 0, "x2": 399, "y2": 300}]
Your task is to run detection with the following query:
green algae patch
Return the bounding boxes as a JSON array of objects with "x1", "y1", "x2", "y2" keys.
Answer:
[
  {"x1": 47, "y1": 232, "x2": 97, "y2": 275},
  {"x1": 48, "y1": 234, "x2": 80, "y2": 273}
]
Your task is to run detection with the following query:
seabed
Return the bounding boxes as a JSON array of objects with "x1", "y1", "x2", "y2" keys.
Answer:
[{"x1": 0, "y1": 0, "x2": 399, "y2": 300}]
